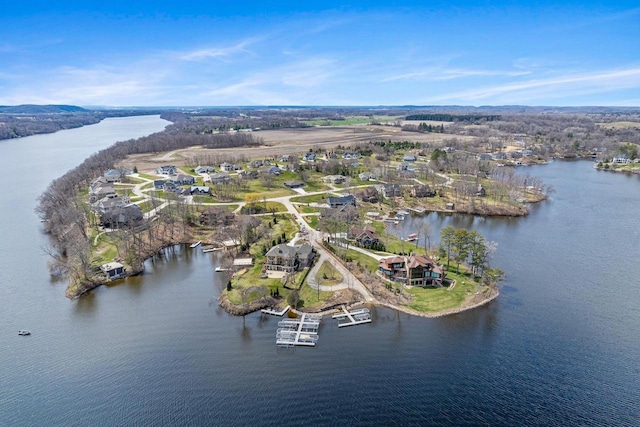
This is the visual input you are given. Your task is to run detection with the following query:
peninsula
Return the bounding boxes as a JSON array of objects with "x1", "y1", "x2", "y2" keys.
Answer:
[{"x1": 35, "y1": 107, "x2": 640, "y2": 317}]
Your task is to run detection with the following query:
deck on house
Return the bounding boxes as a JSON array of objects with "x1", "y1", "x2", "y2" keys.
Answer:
[
  {"x1": 332, "y1": 306, "x2": 372, "y2": 328},
  {"x1": 261, "y1": 305, "x2": 290, "y2": 316},
  {"x1": 275, "y1": 313, "x2": 321, "y2": 347}
]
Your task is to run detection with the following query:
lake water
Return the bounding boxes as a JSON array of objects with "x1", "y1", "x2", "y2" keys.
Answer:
[{"x1": 1, "y1": 119, "x2": 639, "y2": 426}]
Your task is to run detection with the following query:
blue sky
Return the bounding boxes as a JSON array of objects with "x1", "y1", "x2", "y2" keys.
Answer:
[{"x1": 1, "y1": 1, "x2": 640, "y2": 106}]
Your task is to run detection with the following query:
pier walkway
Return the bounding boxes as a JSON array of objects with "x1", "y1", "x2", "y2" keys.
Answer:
[
  {"x1": 275, "y1": 313, "x2": 321, "y2": 347},
  {"x1": 261, "y1": 305, "x2": 290, "y2": 316},
  {"x1": 332, "y1": 306, "x2": 372, "y2": 327}
]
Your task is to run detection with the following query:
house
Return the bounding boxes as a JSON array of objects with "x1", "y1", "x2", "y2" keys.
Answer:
[
  {"x1": 248, "y1": 160, "x2": 264, "y2": 168},
  {"x1": 210, "y1": 173, "x2": 232, "y2": 185},
  {"x1": 321, "y1": 204, "x2": 359, "y2": 222},
  {"x1": 103, "y1": 169, "x2": 123, "y2": 182},
  {"x1": 195, "y1": 165, "x2": 215, "y2": 174},
  {"x1": 99, "y1": 204, "x2": 143, "y2": 228},
  {"x1": 153, "y1": 179, "x2": 166, "y2": 190},
  {"x1": 89, "y1": 181, "x2": 116, "y2": 202},
  {"x1": 240, "y1": 170, "x2": 259, "y2": 179},
  {"x1": 411, "y1": 185, "x2": 436, "y2": 198},
  {"x1": 91, "y1": 194, "x2": 131, "y2": 214},
  {"x1": 100, "y1": 262, "x2": 126, "y2": 280},
  {"x1": 156, "y1": 165, "x2": 177, "y2": 175},
  {"x1": 381, "y1": 184, "x2": 402, "y2": 199},
  {"x1": 303, "y1": 152, "x2": 317, "y2": 161},
  {"x1": 476, "y1": 184, "x2": 486, "y2": 197},
  {"x1": 327, "y1": 194, "x2": 356, "y2": 208},
  {"x1": 477, "y1": 153, "x2": 492, "y2": 161},
  {"x1": 522, "y1": 149, "x2": 534, "y2": 157},
  {"x1": 199, "y1": 207, "x2": 235, "y2": 226},
  {"x1": 342, "y1": 152, "x2": 360, "y2": 159},
  {"x1": 169, "y1": 174, "x2": 196, "y2": 185},
  {"x1": 492, "y1": 152, "x2": 508, "y2": 160},
  {"x1": 378, "y1": 254, "x2": 444, "y2": 287},
  {"x1": 403, "y1": 154, "x2": 417, "y2": 162},
  {"x1": 357, "y1": 187, "x2": 379, "y2": 203},
  {"x1": 349, "y1": 226, "x2": 380, "y2": 247},
  {"x1": 284, "y1": 180, "x2": 305, "y2": 189},
  {"x1": 264, "y1": 243, "x2": 315, "y2": 273},
  {"x1": 358, "y1": 172, "x2": 376, "y2": 181},
  {"x1": 443, "y1": 146, "x2": 456, "y2": 153},
  {"x1": 279, "y1": 154, "x2": 291, "y2": 162},
  {"x1": 613, "y1": 155, "x2": 631, "y2": 164},
  {"x1": 219, "y1": 162, "x2": 235, "y2": 172},
  {"x1": 397, "y1": 162, "x2": 415, "y2": 171},
  {"x1": 510, "y1": 151, "x2": 523, "y2": 159},
  {"x1": 323, "y1": 175, "x2": 346, "y2": 184},
  {"x1": 190, "y1": 186, "x2": 211, "y2": 195},
  {"x1": 263, "y1": 166, "x2": 282, "y2": 175}
]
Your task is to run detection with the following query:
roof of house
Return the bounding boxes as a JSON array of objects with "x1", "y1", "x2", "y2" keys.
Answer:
[
  {"x1": 328, "y1": 194, "x2": 356, "y2": 205},
  {"x1": 265, "y1": 243, "x2": 313, "y2": 259},
  {"x1": 100, "y1": 262, "x2": 124, "y2": 272}
]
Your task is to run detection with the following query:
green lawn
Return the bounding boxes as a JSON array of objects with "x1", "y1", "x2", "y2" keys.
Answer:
[
  {"x1": 345, "y1": 249, "x2": 380, "y2": 272},
  {"x1": 290, "y1": 193, "x2": 328, "y2": 204},
  {"x1": 316, "y1": 261, "x2": 344, "y2": 286},
  {"x1": 136, "y1": 200, "x2": 155, "y2": 213},
  {"x1": 137, "y1": 173, "x2": 158, "y2": 180},
  {"x1": 304, "y1": 215, "x2": 319, "y2": 229},
  {"x1": 405, "y1": 270, "x2": 480, "y2": 313}
]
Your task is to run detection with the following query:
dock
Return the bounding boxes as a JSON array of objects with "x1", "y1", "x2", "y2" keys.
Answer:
[
  {"x1": 202, "y1": 246, "x2": 221, "y2": 253},
  {"x1": 190, "y1": 241, "x2": 201, "y2": 248},
  {"x1": 275, "y1": 313, "x2": 321, "y2": 347},
  {"x1": 261, "y1": 305, "x2": 290, "y2": 316},
  {"x1": 332, "y1": 306, "x2": 372, "y2": 328}
]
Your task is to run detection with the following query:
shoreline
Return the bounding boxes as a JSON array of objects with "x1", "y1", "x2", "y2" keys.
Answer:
[{"x1": 217, "y1": 283, "x2": 499, "y2": 319}]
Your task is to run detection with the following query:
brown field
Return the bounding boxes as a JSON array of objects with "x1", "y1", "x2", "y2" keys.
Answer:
[
  {"x1": 118, "y1": 125, "x2": 475, "y2": 172},
  {"x1": 597, "y1": 121, "x2": 640, "y2": 129}
]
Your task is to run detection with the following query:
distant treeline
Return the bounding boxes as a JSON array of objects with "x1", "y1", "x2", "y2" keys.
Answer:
[
  {"x1": 0, "y1": 113, "x2": 101, "y2": 140},
  {"x1": 405, "y1": 114, "x2": 501, "y2": 122}
]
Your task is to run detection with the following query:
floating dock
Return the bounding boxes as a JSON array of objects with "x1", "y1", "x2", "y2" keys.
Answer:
[
  {"x1": 190, "y1": 241, "x2": 201, "y2": 248},
  {"x1": 275, "y1": 313, "x2": 321, "y2": 347},
  {"x1": 261, "y1": 305, "x2": 290, "y2": 316},
  {"x1": 332, "y1": 306, "x2": 372, "y2": 328}
]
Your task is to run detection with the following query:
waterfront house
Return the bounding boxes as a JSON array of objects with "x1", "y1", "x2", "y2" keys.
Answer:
[
  {"x1": 378, "y1": 254, "x2": 444, "y2": 287},
  {"x1": 100, "y1": 262, "x2": 126, "y2": 280},
  {"x1": 613, "y1": 155, "x2": 631, "y2": 164},
  {"x1": 199, "y1": 207, "x2": 235, "y2": 226},
  {"x1": 91, "y1": 194, "x2": 131, "y2": 214},
  {"x1": 327, "y1": 194, "x2": 356, "y2": 208},
  {"x1": 381, "y1": 184, "x2": 402, "y2": 199},
  {"x1": 492, "y1": 152, "x2": 508, "y2": 160},
  {"x1": 477, "y1": 153, "x2": 492, "y2": 161},
  {"x1": 99, "y1": 204, "x2": 143, "y2": 228},
  {"x1": 303, "y1": 152, "x2": 317, "y2": 161},
  {"x1": 348, "y1": 226, "x2": 380, "y2": 247},
  {"x1": 264, "y1": 243, "x2": 315, "y2": 273},
  {"x1": 357, "y1": 187, "x2": 379, "y2": 203},
  {"x1": 411, "y1": 185, "x2": 436, "y2": 198}
]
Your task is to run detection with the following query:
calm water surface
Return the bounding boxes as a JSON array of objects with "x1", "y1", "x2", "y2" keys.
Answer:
[{"x1": 1, "y1": 120, "x2": 639, "y2": 426}]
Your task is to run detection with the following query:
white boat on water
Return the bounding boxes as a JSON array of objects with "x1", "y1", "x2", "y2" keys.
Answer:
[
  {"x1": 18, "y1": 330, "x2": 31, "y2": 336},
  {"x1": 190, "y1": 241, "x2": 201, "y2": 248},
  {"x1": 214, "y1": 266, "x2": 228, "y2": 272},
  {"x1": 406, "y1": 233, "x2": 418, "y2": 241}
]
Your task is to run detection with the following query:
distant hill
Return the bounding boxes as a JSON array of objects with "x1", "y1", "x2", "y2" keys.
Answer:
[{"x1": 0, "y1": 104, "x2": 89, "y2": 114}]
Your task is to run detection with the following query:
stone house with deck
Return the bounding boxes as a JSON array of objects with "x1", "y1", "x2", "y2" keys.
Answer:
[{"x1": 264, "y1": 243, "x2": 315, "y2": 273}]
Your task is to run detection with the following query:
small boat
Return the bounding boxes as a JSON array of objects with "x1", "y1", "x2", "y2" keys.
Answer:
[
  {"x1": 190, "y1": 241, "x2": 201, "y2": 248},
  {"x1": 214, "y1": 267, "x2": 228, "y2": 272},
  {"x1": 18, "y1": 330, "x2": 31, "y2": 336},
  {"x1": 406, "y1": 233, "x2": 418, "y2": 241}
]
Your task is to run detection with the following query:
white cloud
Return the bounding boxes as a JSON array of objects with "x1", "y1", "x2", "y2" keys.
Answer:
[{"x1": 180, "y1": 37, "x2": 261, "y2": 61}]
